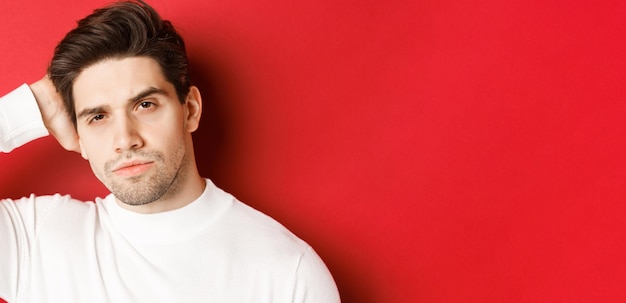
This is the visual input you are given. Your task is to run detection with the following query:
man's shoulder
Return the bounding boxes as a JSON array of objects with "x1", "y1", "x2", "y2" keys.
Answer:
[
  {"x1": 41, "y1": 194, "x2": 108, "y2": 226},
  {"x1": 1, "y1": 193, "x2": 98, "y2": 211},
  {"x1": 217, "y1": 194, "x2": 311, "y2": 256},
  {"x1": 1, "y1": 193, "x2": 102, "y2": 242}
]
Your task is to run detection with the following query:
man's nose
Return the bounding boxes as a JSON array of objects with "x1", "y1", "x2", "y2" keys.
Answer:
[{"x1": 112, "y1": 115, "x2": 144, "y2": 153}]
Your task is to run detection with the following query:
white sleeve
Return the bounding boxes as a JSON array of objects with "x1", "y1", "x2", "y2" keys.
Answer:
[
  {"x1": 293, "y1": 246, "x2": 341, "y2": 303},
  {"x1": 0, "y1": 194, "x2": 60, "y2": 302},
  {"x1": 0, "y1": 84, "x2": 49, "y2": 153}
]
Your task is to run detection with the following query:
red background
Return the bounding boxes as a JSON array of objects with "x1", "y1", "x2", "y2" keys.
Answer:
[{"x1": 1, "y1": 0, "x2": 626, "y2": 302}]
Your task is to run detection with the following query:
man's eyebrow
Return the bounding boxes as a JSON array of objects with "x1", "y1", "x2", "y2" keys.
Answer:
[
  {"x1": 75, "y1": 87, "x2": 168, "y2": 120},
  {"x1": 76, "y1": 106, "x2": 109, "y2": 120},
  {"x1": 130, "y1": 87, "x2": 167, "y2": 103}
]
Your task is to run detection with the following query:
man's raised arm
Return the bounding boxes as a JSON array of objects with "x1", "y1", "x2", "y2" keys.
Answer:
[{"x1": 0, "y1": 77, "x2": 79, "y2": 153}]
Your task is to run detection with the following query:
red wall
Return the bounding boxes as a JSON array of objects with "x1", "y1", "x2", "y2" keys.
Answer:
[{"x1": 1, "y1": 0, "x2": 626, "y2": 302}]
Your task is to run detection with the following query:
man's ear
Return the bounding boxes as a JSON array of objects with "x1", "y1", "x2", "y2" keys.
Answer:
[
  {"x1": 184, "y1": 86, "x2": 202, "y2": 132},
  {"x1": 79, "y1": 140, "x2": 88, "y2": 160}
]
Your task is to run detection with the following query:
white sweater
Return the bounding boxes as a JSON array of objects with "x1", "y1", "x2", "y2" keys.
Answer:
[{"x1": 0, "y1": 85, "x2": 340, "y2": 302}]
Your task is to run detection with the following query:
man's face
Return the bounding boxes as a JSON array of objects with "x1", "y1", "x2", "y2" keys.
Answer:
[{"x1": 73, "y1": 56, "x2": 200, "y2": 207}]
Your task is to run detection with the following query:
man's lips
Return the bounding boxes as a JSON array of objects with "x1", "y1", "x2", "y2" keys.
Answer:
[{"x1": 112, "y1": 160, "x2": 154, "y2": 177}]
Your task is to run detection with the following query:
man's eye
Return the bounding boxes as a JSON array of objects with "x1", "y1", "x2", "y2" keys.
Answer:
[
  {"x1": 90, "y1": 114, "x2": 105, "y2": 122},
  {"x1": 138, "y1": 101, "x2": 154, "y2": 109}
]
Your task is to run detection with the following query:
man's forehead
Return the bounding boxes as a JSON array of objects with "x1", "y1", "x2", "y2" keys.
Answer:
[{"x1": 72, "y1": 57, "x2": 171, "y2": 109}]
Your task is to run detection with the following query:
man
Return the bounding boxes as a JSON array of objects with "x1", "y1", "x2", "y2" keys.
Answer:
[{"x1": 0, "y1": 1, "x2": 340, "y2": 302}]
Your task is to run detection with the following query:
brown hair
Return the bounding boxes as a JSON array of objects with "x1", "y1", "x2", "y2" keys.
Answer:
[{"x1": 48, "y1": 0, "x2": 191, "y2": 125}]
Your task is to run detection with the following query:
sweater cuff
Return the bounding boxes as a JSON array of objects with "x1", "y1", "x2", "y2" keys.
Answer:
[{"x1": 0, "y1": 84, "x2": 49, "y2": 152}]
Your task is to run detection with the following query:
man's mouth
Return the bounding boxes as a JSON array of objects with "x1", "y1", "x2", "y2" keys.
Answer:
[{"x1": 112, "y1": 160, "x2": 154, "y2": 177}]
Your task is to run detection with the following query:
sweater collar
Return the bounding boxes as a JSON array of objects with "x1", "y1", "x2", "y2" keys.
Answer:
[{"x1": 102, "y1": 179, "x2": 233, "y2": 246}]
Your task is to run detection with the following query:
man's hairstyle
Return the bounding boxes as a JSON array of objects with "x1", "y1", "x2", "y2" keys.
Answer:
[{"x1": 48, "y1": 0, "x2": 191, "y2": 125}]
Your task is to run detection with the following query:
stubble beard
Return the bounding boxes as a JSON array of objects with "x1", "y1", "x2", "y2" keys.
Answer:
[{"x1": 102, "y1": 147, "x2": 187, "y2": 206}]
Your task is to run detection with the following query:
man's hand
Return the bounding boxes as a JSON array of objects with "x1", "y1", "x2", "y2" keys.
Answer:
[{"x1": 29, "y1": 76, "x2": 80, "y2": 153}]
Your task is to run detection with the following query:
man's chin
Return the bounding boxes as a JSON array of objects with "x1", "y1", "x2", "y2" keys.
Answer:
[
  {"x1": 107, "y1": 179, "x2": 168, "y2": 206},
  {"x1": 112, "y1": 188, "x2": 163, "y2": 206}
]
